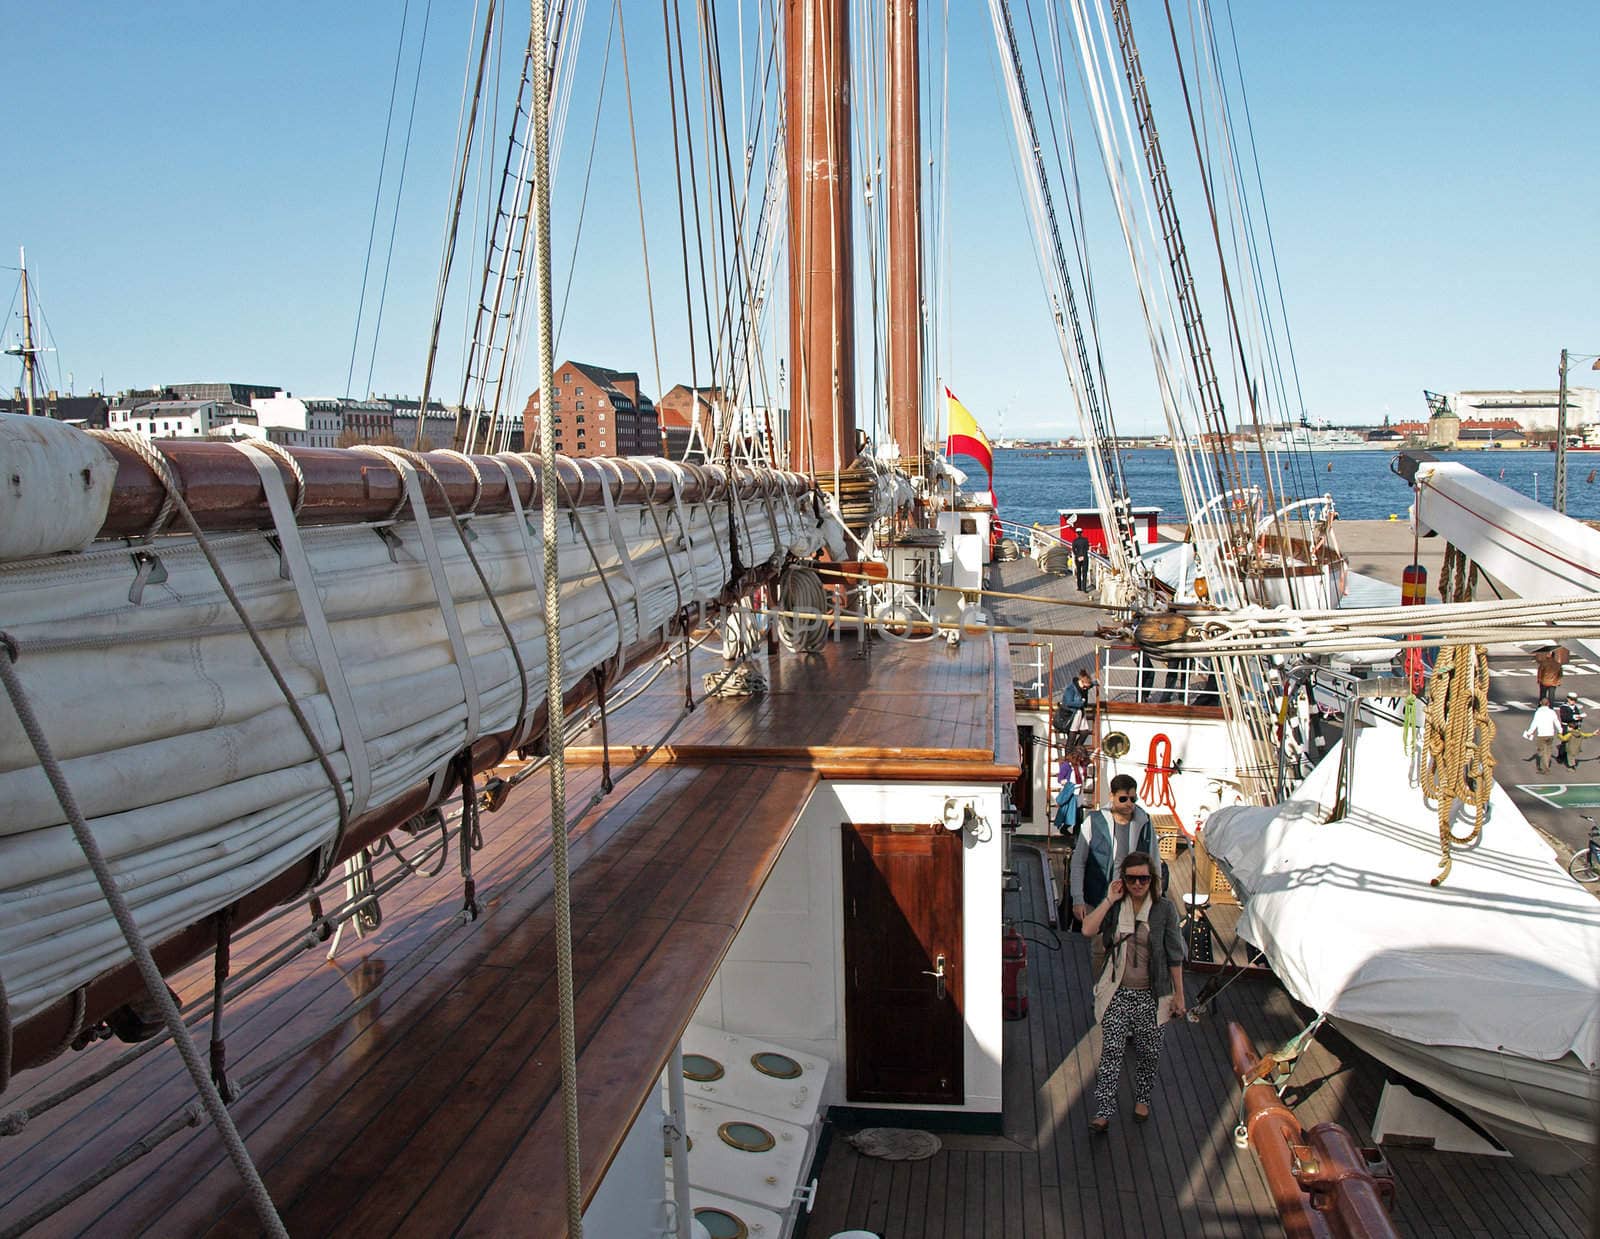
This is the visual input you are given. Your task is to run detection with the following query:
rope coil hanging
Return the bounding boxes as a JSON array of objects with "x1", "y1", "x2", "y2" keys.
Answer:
[{"x1": 1418, "y1": 545, "x2": 1495, "y2": 885}]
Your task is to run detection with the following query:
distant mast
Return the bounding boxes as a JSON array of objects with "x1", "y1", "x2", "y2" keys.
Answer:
[
  {"x1": 786, "y1": 0, "x2": 856, "y2": 491},
  {"x1": 13, "y1": 247, "x2": 40, "y2": 416},
  {"x1": 885, "y1": 0, "x2": 923, "y2": 470}
]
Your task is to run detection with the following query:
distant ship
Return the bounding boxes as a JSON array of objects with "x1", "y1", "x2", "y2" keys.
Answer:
[{"x1": 1262, "y1": 416, "x2": 1372, "y2": 452}]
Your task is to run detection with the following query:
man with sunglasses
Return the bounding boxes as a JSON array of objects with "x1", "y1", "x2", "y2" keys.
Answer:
[{"x1": 1068, "y1": 773, "x2": 1154, "y2": 937}]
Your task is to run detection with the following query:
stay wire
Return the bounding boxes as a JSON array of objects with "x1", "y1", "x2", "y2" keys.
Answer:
[{"x1": 348, "y1": 0, "x2": 418, "y2": 397}]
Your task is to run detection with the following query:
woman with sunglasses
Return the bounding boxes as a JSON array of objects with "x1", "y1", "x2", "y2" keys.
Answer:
[{"x1": 1079, "y1": 850, "x2": 1186, "y2": 1133}]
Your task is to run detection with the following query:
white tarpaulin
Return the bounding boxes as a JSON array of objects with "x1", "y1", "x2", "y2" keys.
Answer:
[{"x1": 1205, "y1": 722, "x2": 1600, "y2": 1069}]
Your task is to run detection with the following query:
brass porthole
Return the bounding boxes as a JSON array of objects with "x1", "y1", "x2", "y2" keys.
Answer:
[
  {"x1": 693, "y1": 1207, "x2": 749, "y2": 1239},
  {"x1": 717, "y1": 1120, "x2": 776, "y2": 1153},
  {"x1": 750, "y1": 1051, "x2": 802, "y2": 1080},
  {"x1": 682, "y1": 1053, "x2": 725, "y2": 1082}
]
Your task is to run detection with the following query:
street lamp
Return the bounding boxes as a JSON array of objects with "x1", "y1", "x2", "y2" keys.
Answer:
[{"x1": 1554, "y1": 348, "x2": 1600, "y2": 514}]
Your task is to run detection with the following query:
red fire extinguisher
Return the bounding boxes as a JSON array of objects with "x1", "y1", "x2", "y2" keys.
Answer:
[{"x1": 1002, "y1": 923, "x2": 1028, "y2": 1020}]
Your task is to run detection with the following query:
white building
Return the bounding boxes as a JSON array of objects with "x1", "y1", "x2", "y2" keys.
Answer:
[
  {"x1": 107, "y1": 399, "x2": 260, "y2": 439},
  {"x1": 251, "y1": 393, "x2": 345, "y2": 448},
  {"x1": 1446, "y1": 387, "x2": 1600, "y2": 433}
]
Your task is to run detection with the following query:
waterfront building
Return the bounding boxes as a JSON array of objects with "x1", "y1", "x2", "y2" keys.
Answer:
[
  {"x1": 107, "y1": 398, "x2": 259, "y2": 439},
  {"x1": 1443, "y1": 387, "x2": 1600, "y2": 433},
  {"x1": 525, "y1": 361, "x2": 661, "y2": 457}
]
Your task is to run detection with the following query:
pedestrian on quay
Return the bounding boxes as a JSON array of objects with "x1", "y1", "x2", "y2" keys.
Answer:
[
  {"x1": 1071, "y1": 526, "x2": 1091, "y2": 592},
  {"x1": 1558, "y1": 691, "x2": 1588, "y2": 770},
  {"x1": 1534, "y1": 645, "x2": 1570, "y2": 706},
  {"x1": 1525, "y1": 700, "x2": 1562, "y2": 774},
  {"x1": 1080, "y1": 851, "x2": 1186, "y2": 1133}
]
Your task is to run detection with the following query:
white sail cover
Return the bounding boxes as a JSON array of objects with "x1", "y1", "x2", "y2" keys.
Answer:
[
  {"x1": 0, "y1": 465, "x2": 825, "y2": 1026},
  {"x1": 1205, "y1": 722, "x2": 1600, "y2": 1069}
]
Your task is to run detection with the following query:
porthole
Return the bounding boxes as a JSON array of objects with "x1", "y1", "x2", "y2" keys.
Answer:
[
  {"x1": 750, "y1": 1051, "x2": 802, "y2": 1080},
  {"x1": 717, "y1": 1120, "x2": 776, "y2": 1153},
  {"x1": 682, "y1": 1053, "x2": 725, "y2": 1082},
  {"x1": 693, "y1": 1207, "x2": 749, "y2": 1239}
]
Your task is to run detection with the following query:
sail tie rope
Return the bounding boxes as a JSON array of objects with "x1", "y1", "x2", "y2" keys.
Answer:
[
  {"x1": 488, "y1": 453, "x2": 546, "y2": 747},
  {"x1": 1419, "y1": 545, "x2": 1495, "y2": 886},
  {"x1": 453, "y1": 751, "x2": 482, "y2": 921},
  {"x1": 365, "y1": 448, "x2": 484, "y2": 751},
  {"x1": 248, "y1": 439, "x2": 308, "y2": 515},
  {"x1": 0, "y1": 634, "x2": 289, "y2": 1238},
  {"x1": 209, "y1": 906, "x2": 236, "y2": 1102},
  {"x1": 87, "y1": 429, "x2": 350, "y2": 890},
  {"x1": 237, "y1": 443, "x2": 376, "y2": 849},
  {"x1": 592, "y1": 667, "x2": 614, "y2": 793},
  {"x1": 618, "y1": 459, "x2": 697, "y2": 710},
  {"x1": 553, "y1": 472, "x2": 629, "y2": 684},
  {"x1": 595, "y1": 457, "x2": 648, "y2": 652}
]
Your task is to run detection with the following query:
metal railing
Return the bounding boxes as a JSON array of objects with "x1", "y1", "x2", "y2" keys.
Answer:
[{"x1": 1098, "y1": 643, "x2": 1222, "y2": 708}]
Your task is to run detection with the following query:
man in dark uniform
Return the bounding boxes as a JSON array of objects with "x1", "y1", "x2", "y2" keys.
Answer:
[
  {"x1": 1071, "y1": 527, "x2": 1091, "y2": 592},
  {"x1": 1558, "y1": 690, "x2": 1587, "y2": 769}
]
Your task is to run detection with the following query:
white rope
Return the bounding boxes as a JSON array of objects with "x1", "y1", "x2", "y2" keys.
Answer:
[
  {"x1": 366, "y1": 448, "x2": 483, "y2": 747},
  {"x1": 237, "y1": 445, "x2": 374, "y2": 838},
  {"x1": 1154, "y1": 592, "x2": 1600, "y2": 658},
  {"x1": 529, "y1": 0, "x2": 584, "y2": 1229}
]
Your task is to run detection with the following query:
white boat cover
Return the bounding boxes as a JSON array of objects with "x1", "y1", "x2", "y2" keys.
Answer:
[{"x1": 1205, "y1": 722, "x2": 1600, "y2": 1069}]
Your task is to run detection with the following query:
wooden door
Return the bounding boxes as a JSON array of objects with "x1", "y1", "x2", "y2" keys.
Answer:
[{"x1": 841, "y1": 823, "x2": 963, "y2": 1104}]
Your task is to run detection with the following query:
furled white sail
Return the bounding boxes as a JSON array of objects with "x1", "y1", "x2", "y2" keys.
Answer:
[{"x1": 0, "y1": 460, "x2": 827, "y2": 1027}]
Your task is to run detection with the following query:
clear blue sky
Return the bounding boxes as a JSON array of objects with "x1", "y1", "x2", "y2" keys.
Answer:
[{"x1": 3, "y1": 2, "x2": 1596, "y2": 436}]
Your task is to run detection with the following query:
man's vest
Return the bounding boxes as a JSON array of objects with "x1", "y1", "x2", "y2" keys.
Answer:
[{"x1": 1081, "y1": 807, "x2": 1154, "y2": 907}]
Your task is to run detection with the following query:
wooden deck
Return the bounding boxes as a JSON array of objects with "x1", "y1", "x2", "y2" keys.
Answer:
[
  {"x1": 568, "y1": 631, "x2": 1020, "y2": 779},
  {"x1": 800, "y1": 851, "x2": 1594, "y2": 1238},
  {"x1": 0, "y1": 758, "x2": 817, "y2": 1237}
]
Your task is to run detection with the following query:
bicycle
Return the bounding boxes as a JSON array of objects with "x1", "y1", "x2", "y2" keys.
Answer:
[{"x1": 1568, "y1": 816, "x2": 1600, "y2": 884}]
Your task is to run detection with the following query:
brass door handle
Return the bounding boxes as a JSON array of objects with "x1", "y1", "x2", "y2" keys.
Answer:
[{"x1": 921, "y1": 953, "x2": 947, "y2": 1001}]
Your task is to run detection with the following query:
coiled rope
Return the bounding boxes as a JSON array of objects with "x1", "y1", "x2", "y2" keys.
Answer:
[
  {"x1": 776, "y1": 563, "x2": 828, "y2": 652},
  {"x1": 1419, "y1": 544, "x2": 1495, "y2": 886}
]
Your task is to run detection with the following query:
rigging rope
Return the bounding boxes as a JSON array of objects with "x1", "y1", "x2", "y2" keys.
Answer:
[
  {"x1": 528, "y1": 0, "x2": 584, "y2": 1229},
  {"x1": 0, "y1": 639, "x2": 288, "y2": 1238},
  {"x1": 1419, "y1": 545, "x2": 1495, "y2": 886}
]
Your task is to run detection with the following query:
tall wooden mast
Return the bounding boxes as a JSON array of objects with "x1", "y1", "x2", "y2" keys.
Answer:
[
  {"x1": 885, "y1": 0, "x2": 923, "y2": 468},
  {"x1": 786, "y1": 0, "x2": 856, "y2": 486}
]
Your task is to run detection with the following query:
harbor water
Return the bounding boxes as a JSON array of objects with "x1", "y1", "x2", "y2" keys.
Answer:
[{"x1": 979, "y1": 447, "x2": 1600, "y2": 529}]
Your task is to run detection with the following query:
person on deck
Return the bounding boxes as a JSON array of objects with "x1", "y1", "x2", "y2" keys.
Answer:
[
  {"x1": 1534, "y1": 645, "x2": 1569, "y2": 706},
  {"x1": 1080, "y1": 851, "x2": 1186, "y2": 1132},
  {"x1": 1558, "y1": 691, "x2": 1587, "y2": 770},
  {"x1": 1071, "y1": 527, "x2": 1091, "y2": 591},
  {"x1": 1525, "y1": 701, "x2": 1562, "y2": 774},
  {"x1": 1069, "y1": 774, "x2": 1154, "y2": 934},
  {"x1": 1058, "y1": 667, "x2": 1096, "y2": 745}
]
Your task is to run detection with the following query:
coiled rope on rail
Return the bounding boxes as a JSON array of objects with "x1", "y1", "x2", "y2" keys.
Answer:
[
  {"x1": 776, "y1": 563, "x2": 828, "y2": 652},
  {"x1": 1419, "y1": 544, "x2": 1495, "y2": 886}
]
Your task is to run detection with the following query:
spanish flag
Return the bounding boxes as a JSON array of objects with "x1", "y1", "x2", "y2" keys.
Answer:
[{"x1": 945, "y1": 387, "x2": 993, "y2": 480}]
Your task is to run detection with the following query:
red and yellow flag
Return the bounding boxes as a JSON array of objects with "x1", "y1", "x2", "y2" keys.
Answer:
[{"x1": 945, "y1": 387, "x2": 993, "y2": 479}]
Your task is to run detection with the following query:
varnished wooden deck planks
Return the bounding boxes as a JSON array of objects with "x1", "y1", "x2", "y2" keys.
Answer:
[
  {"x1": 801, "y1": 852, "x2": 1592, "y2": 1238},
  {"x1": 567, "y1": 633, "x2": 1018, "y2": 775}
]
